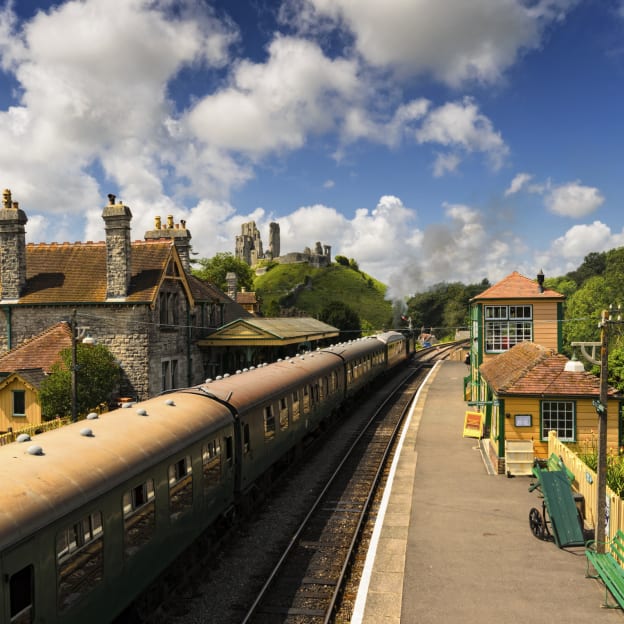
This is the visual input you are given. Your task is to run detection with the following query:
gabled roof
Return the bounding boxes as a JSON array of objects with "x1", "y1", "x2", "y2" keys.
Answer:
[
  {"x1": 480, "y1": 342, "x2": 618, "y2": 397},
  {"x1": 0, "y1": 322, "x2": 72, "y2": 374},
  {"x1": 199, "y1": 317, "x2": 339, "y2": 347},
  {"x1": 0, "y1": 369, "x2": 46, "y2": 392},
  {"x1": 471, "y1": 271, "x2": 564, "y2": 301},
  {"x1": 15, "y1": 240, "x2": 203, "y2": 305}
]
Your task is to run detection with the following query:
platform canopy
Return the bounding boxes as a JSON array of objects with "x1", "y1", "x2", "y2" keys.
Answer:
[{"x1": 198, "y1": 317, "x2": 339, "y2": 347}]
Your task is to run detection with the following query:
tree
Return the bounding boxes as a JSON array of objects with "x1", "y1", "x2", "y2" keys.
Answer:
[
  {"x1": 193, "y1": 252, "x2": 254, "y2": 292},
  {"x1": 39, "y1": 343, "x2": 120, "y2": 420},
  {"x1": 319, "y1": 301, "x2": 362, "y2": 340}
]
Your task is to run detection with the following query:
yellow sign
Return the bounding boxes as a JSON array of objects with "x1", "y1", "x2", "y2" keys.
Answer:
[{"x1": 463, "y1": 411, "x2": 484, "y2": 439}]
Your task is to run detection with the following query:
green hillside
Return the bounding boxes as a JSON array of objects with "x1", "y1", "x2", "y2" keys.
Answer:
[{"x1": 254, "y1": 262, "x2": 393, "y2": 331}]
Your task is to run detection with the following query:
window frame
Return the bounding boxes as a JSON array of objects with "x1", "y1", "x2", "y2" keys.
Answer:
[
  {"x1": 484, "y1": 304, "x2": 533, "y2": 353},
  {"x1": 541, "y1": 400, "x2": 576, "y2": 442}
]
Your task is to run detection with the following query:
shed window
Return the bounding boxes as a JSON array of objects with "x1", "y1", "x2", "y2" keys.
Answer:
[
  {"x1": 541, "y1": 400, "x2": 575, "y2": 442},
  {"x1": 12, "y1": 390, "x2": 25, "y2": 416},
  {"x1": 123, "y1": 479, "x2": 156, "y2": 558},
  {"x1": 10, "y1": 565, "x2": 33, "y2": 624}
]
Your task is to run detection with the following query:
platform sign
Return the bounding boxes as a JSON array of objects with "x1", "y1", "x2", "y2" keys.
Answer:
[{"x1": 463, "y1": 411, "x2": 484, "y2": 439}]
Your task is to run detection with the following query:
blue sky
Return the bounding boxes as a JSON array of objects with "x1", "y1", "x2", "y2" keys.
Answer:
[{"x1": 0, "y1": 0, "x2": 623, "y2": 299}]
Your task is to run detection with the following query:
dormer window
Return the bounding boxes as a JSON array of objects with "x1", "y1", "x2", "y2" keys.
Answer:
[{"x1": 484, "y1": 305, "x2": 532, "y2": 352}]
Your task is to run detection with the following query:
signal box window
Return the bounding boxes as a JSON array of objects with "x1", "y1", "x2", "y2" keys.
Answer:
[
  {"x1": 56, "y1": 512, "x2": 104, "y2": 612},
  {"x1": 123, "y1": 479, "x2": 156, "y2": 558},
  {"x1": 169, "y1": 456, "x2": 193, "y2": 520},
  {"x1": 9, "y1": 565, "x2": 33, "y2": 624},
  {"x1": 484, "y1": 305, "x2": 532, "y2": 353}
]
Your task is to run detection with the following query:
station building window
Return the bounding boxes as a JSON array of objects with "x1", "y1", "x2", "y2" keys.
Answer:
[
  {"x1": 484, "y1": 305, "x2": 532, "y2": 353},
  {"x1": 169, "y1": 456, "x2": 193, "y2": 519},
  {"x1": 541, "y1": 400, "x2": 575, "y2": 442},
  {"x1": 123, "y1": 479, "x2": 156, "y2": 558},
  {"x1": 56, "y1": 511, "x2": 103, "y2": 612}
]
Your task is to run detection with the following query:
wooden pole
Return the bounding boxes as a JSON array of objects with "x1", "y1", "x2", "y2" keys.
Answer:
[{"x1": 596, "y1": 309, "x2": 609, "y2": 552}]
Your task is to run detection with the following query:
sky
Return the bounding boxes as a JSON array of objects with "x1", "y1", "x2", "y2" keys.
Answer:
[{"x1": 0, "y1": 0, "x2": 623, "y2": 301}]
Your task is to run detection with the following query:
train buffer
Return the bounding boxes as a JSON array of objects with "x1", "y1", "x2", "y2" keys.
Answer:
[{"x1": 528, "y1": 462, "x2": 585, "y2": 548}]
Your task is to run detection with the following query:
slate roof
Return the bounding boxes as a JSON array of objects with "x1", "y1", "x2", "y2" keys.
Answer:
[
  {"x1": 0, "y1": 322, "x2": 72, "y2": 374},
  {"x1": 471, "y1": 271, "x2": 564, "y2": 301},
  {"x1": 479, "y1": 342, "x2": 618, "y2": 398}
]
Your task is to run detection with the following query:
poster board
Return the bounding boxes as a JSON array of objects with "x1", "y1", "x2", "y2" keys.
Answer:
[{"x1": 463, "y1": 411, "x2": 484, "y2": 439}]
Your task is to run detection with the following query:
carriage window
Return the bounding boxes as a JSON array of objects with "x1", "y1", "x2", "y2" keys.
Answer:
[
  {"x1": 202, "y1": 441, "x2": 222, "y2": 491},
  {"x1": 302, "y1": 386, "x2": 310, "y2": 413},
  {"x1": 292, "y1": 391, "x2": 300, "y2": 422},
  {"x1": 264, "y1": 405, "x2": 276, "y2": 440},
  {"x1": 56, "y1": 512, "x2": 103, "y2": 612},
  {"x1": 279, "y1": 397, "x2": 289, "y2": 430},
  {"x1": 243, "y1": 424, "x2": 250, "y2": 454},
  {"x1": 123, "y1": 480, "x2": 156, "y2": 558},
  {"x1": 10, "y1": 565, "x2": 33, "y2": 624},
  {"x1": 169, "y1": 456, "x2": 193, "y2": 520},
  {"x1": 225, "y1": 435, "x2": 233, "y2": 464}
]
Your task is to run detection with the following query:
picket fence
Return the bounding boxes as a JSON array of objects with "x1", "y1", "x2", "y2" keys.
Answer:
[{"x1": 549, "y1": 430, "x2": 624, "y2": 541}]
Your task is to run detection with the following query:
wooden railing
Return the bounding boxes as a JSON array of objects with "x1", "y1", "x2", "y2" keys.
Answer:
[
  {"x1": 0, "y1": 417, "x2": 70, "y2": 446},
  {"x1": 549, "y1": 430, "x2": 624, "y2": 541}
]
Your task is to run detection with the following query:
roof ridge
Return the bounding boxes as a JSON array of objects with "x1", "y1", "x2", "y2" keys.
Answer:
[{"x1": 0, "y1": 321, "x2": 71, "y2": 360}]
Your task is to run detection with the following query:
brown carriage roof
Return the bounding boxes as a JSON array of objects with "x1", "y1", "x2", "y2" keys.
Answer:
[
  {"x1": 479, "y1": 342, "x2": 618, "y2": 397},
  {"x1": 471, "y1": 271, "x2": 564, "y2": 301}
]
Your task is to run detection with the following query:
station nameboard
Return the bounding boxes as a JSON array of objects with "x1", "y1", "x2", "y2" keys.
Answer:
[{"x1": 462, "y1": 411, "x2": 484, "y2": 439}]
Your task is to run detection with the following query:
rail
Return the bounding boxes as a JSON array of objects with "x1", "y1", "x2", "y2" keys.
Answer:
[
  {"x1": 0, "y1": 417, "x2": 70, "y2": 446},
  {"x1": 240, "y1": 366, "x2": 426, "y2": 623}
]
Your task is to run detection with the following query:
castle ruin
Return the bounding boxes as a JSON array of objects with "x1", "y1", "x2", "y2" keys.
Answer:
[{"x1": 235, "y1": 221, "x2": 331, "y2": 269}]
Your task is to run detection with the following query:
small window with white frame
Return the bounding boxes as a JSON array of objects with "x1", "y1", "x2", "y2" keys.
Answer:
[{"x1": 541, "y1": 400, "x2": 575, "y2": 441}]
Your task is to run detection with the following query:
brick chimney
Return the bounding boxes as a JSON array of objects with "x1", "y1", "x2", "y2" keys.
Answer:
[
  {"x1": 0, "y1": 189, "x2": 28, "y2": 301},
  {"x1": 226, "y1": 271, "x2": 238, "y2": 300},
  {"x1": 144, "y1": 214, "x2": 192, "y2": 273},
  {"x1": 102, "y1": 194, "x2": 132, "y2": 300}
]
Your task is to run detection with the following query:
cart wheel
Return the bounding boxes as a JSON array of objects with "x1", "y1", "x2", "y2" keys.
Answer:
[{"x1": 529, "y1": 507, "x2": 545, "y2": 540}]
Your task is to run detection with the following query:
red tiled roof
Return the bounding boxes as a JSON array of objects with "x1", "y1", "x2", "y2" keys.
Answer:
[
  {"x1": 19, "y1": 240, "x2": 174, "y2": 304},
  {"x1": 480, "y1": 342, "x2": 617, "y2": 397},
  {"x1": 0, "y1": 322, "x2": 72, "y2": 373},
  {"x1": 471, "y1": 271, "x2": 564, "y2": 301}
]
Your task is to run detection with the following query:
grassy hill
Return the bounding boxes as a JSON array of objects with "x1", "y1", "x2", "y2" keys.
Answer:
[{"x1": 254, "y1": 262, "x2": 393, "y2": 331}]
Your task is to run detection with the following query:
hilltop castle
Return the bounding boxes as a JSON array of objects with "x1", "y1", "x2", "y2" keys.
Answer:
[{"x1": 235, "y1": 221, "x2": 331, "y2": 269}]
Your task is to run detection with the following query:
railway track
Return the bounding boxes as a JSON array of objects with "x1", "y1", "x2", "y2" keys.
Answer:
[{"x1": 239, "y1": 363, "x2": 431, "y2": 624}]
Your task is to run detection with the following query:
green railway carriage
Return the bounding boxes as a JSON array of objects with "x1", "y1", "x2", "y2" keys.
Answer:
[{"x1": 0, "y1": 334, "x2": 408, "y2": 623}]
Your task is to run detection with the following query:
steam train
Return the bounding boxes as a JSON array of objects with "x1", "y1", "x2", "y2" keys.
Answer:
[{"x1": 0, "y1": 331, "x2": 409, "y2": 624}]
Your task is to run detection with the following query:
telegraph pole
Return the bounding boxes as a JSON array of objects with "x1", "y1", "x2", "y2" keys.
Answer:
[{"x1": 596, "y1": 309, "x2": 609, "y2": 551}]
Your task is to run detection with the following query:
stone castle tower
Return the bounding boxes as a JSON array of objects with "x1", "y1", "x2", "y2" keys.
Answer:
[{"x1": 0, "y1": 189, "x2": 28, "y2": 301}]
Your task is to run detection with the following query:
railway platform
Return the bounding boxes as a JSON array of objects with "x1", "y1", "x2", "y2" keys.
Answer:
[{"x1": 352, "y1": 359, "x2": 624, "y2": 623}]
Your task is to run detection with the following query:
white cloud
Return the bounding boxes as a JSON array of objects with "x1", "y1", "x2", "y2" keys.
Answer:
[
  {"x1": 505, "y1": 172, "x2": 533, "y2": 196},
  {"x1": 186, "y1": 36, "x2": 361, "y2": 157},
  {"x1": 432, "y1": 152, "x2": 461, "y2": 177},
  {"x1": 283, "y1": 0, "x2": 580, "y2": 86},
  {"x1": 535, "y1": 221, "x2": 624, "y2": 275},
  {"x1": 545, "y1": 182, "x2": 605, "y2": 218},
  {"x1": 415, "y1": 97, "x2": 509, "y2": 171}
]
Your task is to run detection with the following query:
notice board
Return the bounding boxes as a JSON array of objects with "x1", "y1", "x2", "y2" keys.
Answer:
[{"x1": 462, "y1": 411, "x2": 484, "y2": 439}]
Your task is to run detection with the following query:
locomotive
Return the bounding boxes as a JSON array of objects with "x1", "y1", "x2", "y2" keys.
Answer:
[{"x1": 0, "y1": 331, "x2": 409, "y2": 624}]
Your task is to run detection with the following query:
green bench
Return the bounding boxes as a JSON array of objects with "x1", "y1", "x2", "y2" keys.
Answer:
[{"x1": 586, "y1": 529, "x2": 624, "y2": 608}]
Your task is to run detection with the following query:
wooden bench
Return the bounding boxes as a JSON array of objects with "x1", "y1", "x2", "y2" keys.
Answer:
[{"x1": 586, "y1": 529, "x2": 624, "y2": 608}]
